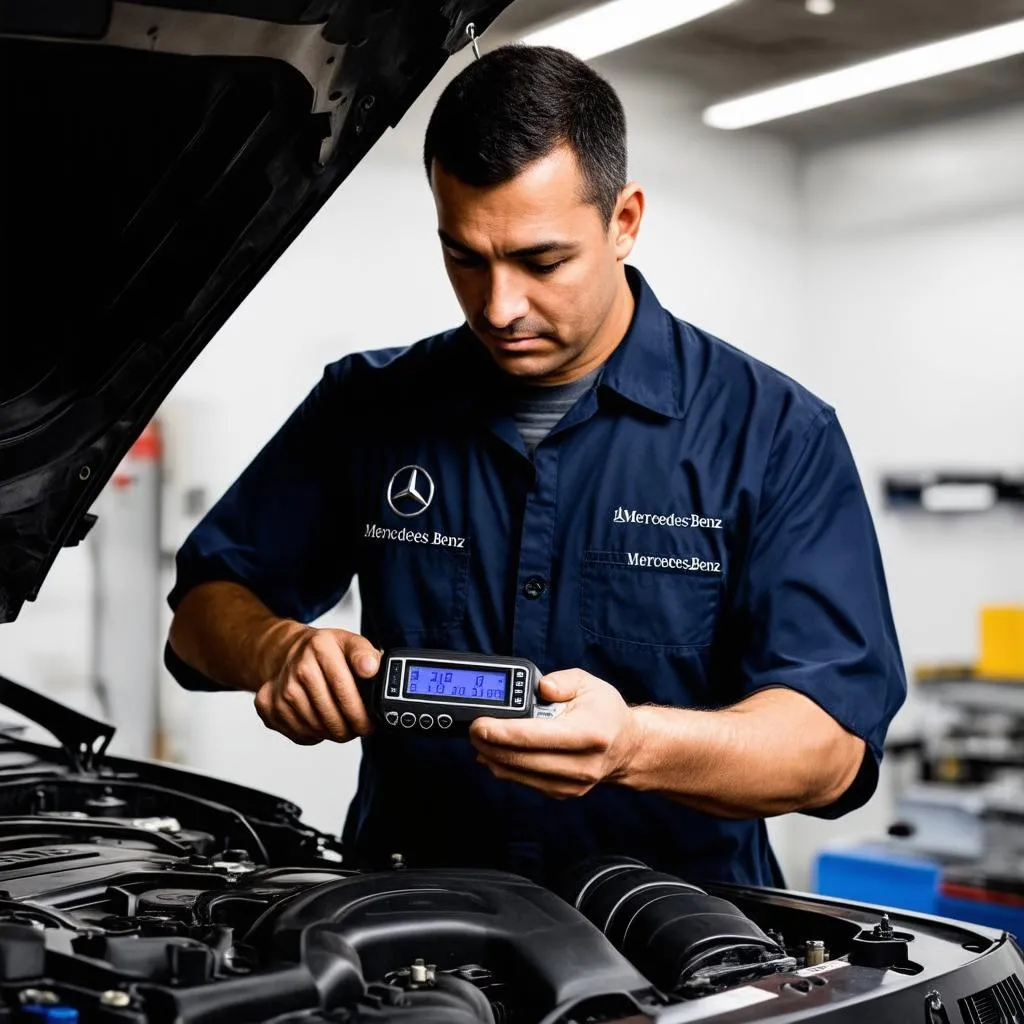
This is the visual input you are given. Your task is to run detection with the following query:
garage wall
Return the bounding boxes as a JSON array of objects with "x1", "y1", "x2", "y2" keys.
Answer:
[
  {"x1": 801, "y1": 104, "x2": 1024, "y2": 665},
  {"x1": 776, "y1": 104, "x2": 1024, "y2": 887},
  {"x1": 0, "y1": 547, "x2": 95, "y2": 717}
]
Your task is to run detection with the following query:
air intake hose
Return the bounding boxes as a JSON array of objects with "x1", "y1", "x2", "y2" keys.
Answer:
[{"x1": 565, "y1": 857, "x2": 782, "y2": 991}]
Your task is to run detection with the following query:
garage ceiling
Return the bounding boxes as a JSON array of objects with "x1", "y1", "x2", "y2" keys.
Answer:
[{"x1": 489, "y1": 0, "x2": 1024, "y2": 146}]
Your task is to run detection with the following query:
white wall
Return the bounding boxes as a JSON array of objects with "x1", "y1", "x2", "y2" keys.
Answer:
[
  {"x1": 600, "y1": 66, "x2": 804, "y2": 372},
  {"x1": 779, "y1": 105, "x2": 1024, "y2": 887},
  {"x1": 802, "y1": 103, "x2": 1024, "y2": 679},
  {"x1": 0, "y1": 547, "x2": 97, "y2": 719}
]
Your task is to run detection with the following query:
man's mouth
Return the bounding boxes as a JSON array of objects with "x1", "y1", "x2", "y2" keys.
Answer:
[{"x1": 486, "y1": 333, "x2": 548, "y2": 350}]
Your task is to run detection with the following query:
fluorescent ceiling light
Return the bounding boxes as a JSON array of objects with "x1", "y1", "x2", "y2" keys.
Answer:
[
  {"x1": 704, "y1": 17, "x2": 1024, "y2": 129},
  {"x1": 520, "y1": 0, "x2": 737, "y2": 62}
]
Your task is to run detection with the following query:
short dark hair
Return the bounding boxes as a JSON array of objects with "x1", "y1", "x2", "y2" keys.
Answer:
[{"x1": 423, "y1": 44, "x2": 627, "y2": 225}]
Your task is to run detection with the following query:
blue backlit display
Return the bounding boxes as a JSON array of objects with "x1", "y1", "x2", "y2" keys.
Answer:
[{"x1": 405, "y1": 664, "x2": 508, "y2": 704}]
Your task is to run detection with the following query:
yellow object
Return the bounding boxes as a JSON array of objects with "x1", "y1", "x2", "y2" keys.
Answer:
[
  {"x1": 935, "y1": 757, "x2": 963, "y2": 783},
  {"x1": 977, "y1": 606, "x2": 1024, "y2": 679}
]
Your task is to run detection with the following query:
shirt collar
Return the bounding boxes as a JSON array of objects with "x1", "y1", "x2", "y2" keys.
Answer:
[
  {"x1": 597, "y1": 265, "x2": 684, "y2": 420},
  {"x1": 452, "y1": 264, "x2": 684, "y2": 421}
]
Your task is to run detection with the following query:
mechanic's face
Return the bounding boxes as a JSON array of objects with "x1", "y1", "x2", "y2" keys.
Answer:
[{"x1": 430, "y1": 144, "x2": 643, "y2": 385}]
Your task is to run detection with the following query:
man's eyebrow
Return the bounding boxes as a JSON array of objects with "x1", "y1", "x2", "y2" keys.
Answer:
[
  {"x1": 437, "y1": 230, "x2": 577, "y2": 259},
  {"x1": 506, "y1": 240, "x2": 577, "y2": 258}
]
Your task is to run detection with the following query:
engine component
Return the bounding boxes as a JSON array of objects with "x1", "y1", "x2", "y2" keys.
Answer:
[
  {"x1": 848, "y1": 913, "x2": 914, "y2": 969},
  {"x1": 84, "y1": 790, "x2": 129, "y2": 816},
  {"x1": 805, "y1": 939, "x2": 826, "y2": 966},
  {"x1": 263, "y1": 979, "x2": 495, "y2": 1023},
  {"x1": 246, "y1": 867, "x2": 653, "y2": 1014},
  {"x1": 566, "y1": 857, "x2": 795, "y2": 992}
]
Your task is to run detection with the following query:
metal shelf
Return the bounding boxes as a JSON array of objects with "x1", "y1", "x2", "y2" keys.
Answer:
[
  {"x1": 884, "y1": 472, "x2": 1024, "y2": 512},
  {"x1": 916, "y1": 679, "x2": 1024, "y2": 715}
]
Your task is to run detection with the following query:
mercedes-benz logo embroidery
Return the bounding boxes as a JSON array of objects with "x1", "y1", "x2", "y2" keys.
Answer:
[{"x1": 387, "y1": 465, "x2": 436, "y2": 518}]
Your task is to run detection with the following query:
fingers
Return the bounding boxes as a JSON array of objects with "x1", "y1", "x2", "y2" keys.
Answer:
[
  {"x1": 472, "y1": 734, "x2": 605, "y2": 779},
  {"x1": 255, "y1": 681, "x2": 324, "y2": 746},
  {"x1": 342, "y1": 634, "x2": 382, "y2": 679},
  {"x1": 538, "y1": 670, "x2": 584, "y2": 703},
  {"x1": 283, "y1": 644, "x2": 355, "y2": 742},
  {"x1": 476, "y1": 754, "x2": 595, "y2": 799},
  {"x1": 469, "y1": 714, "x2": 599, "y2": 752},
  {"x1": 313, "y1": 632, "x2": 375, "y2": 737},
  {"x1": 256, "y1": 629, "x2": 380, "y2": 744},
  {"x1": 467, "y1": 669, "x2": 624, "y2": 799},
  {"x1": 295, "y1": 652, "x2": 355, "y2": 741}
]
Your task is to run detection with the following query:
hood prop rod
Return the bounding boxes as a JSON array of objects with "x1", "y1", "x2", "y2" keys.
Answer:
[{"x1": 0, "y1": 674, "x2": 115, "y2": 772}]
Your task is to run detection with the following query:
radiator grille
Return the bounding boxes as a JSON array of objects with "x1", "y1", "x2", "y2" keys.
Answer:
[{"x1": 959, "y1": 973, "x2": 1024, "y2": 1024}]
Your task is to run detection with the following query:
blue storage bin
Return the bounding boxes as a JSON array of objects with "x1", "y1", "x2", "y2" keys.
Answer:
[
  {"x1": 814, "y1": 842, "x2": 1024, "y2": 936},
  {"x1": 814, "y1": 842, "x2": 940, "y2": 914}
]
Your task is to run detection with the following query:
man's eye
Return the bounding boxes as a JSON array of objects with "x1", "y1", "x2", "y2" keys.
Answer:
[
  {"x1": 530, "y1": 260, "x2": 566, "y2": 275},
  {"x1": 446, "y1": 250, "x2": 483, "y2": 268}
]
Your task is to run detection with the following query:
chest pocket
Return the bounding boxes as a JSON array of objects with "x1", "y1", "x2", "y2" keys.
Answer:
[
  {"x1": 580, "y1": 550, "x2": 722, "y2": 650},
  {"x1": 359, "y1": 542, "x2": 470, "y2": 647}
]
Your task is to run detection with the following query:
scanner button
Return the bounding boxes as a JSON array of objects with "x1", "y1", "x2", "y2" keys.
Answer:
[
  {"x1": 418, "y1": 714, "x2": 434, "y2": 730},
  {"x1": 437, "y1": 714, "x2": 453, "y2": 729},
  {"x1": 514, "y1": 669, "x2": 527, "y2": 681},
  {"x1": 399, "y1": 712, "x2": 416, "y2": 729},
  {"x1": 385, "y1": 711, "x2": 400, "y2": 727}
]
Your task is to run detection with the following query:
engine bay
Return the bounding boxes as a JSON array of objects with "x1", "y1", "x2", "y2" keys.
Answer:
[{"x1": 0, "y1": 675, "x2": 1020, "y2": 1023}]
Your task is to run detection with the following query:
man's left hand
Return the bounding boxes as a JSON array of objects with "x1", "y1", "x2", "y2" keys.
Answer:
[{"x1": 469, "y1": 669, "x2": 642, "y2": 799}]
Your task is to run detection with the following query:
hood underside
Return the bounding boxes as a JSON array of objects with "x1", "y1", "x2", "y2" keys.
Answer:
[{"x1": 0, "y1": 0, "x2": 512, "y2": 622}]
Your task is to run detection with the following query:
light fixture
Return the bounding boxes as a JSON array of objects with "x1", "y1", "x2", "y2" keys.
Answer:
[
  {"x1": 921, "y1": 483, "x2": 999, "y2": 514},
  {"x1": 703, "y1": 17, "x2": 1024, "y2": 129},
  {"x1": 805, "y1": 0, "x2": 835, "y2": 15},
  {"x1": 520, "y1": 0, "x2": 738, "y2": 62}
]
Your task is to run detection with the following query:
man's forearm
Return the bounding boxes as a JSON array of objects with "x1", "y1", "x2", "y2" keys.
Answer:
[
  {"x1": 621, "y1": 688, "x2": 866, "y2": 819},
  {"x1": 168, "y1": 582, "x2": 306, "y2": 693}
]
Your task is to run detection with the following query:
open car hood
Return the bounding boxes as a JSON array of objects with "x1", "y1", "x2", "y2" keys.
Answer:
[{"x1": 0, "y1": 0, "x2": 512, "y2": 622}]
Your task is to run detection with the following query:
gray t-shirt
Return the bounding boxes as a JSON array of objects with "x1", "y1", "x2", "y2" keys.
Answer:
[{"x1": 509, "y1": 366, "x2": 601, "y2": 454}]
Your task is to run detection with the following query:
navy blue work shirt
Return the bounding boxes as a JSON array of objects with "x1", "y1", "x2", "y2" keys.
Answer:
[{"x1": 167, "y1": 266, "x2": 906, "y2": 888}]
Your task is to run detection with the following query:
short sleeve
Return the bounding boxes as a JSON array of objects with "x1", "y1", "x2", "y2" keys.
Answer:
[
  {"x1": 734, "y1": 409, "x2": 907, "y2": 817},
  {"x1": 167, "y1": 362, "x2": 356, "y2": 631}
]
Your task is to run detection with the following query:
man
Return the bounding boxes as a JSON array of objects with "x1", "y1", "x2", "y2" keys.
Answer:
[{"x1": 166, "y1": 45, "x2": 906, "y2": 888}]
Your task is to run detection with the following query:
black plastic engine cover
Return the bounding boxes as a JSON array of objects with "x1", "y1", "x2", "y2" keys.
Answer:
[
  {"x1": 0, "y1": 841, "x2": 182, "y2": 901},
  {"x1": 248, "y1": 868, "x2": 653, "y2": 1008}
]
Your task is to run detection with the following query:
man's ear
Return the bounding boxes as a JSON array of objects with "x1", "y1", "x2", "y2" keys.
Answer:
[{"x1": 612, "y1": 183, "x2": 645, "y2": 261}]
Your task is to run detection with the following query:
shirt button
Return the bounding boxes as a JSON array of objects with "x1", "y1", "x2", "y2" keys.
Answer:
[{"x1": 523, "y1": 576, "x2": 548, "y2": 600}]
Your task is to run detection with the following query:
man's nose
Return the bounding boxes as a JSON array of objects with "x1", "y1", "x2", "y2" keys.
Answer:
[{"x1": 483, "y1": 268, "x2": 530, "y2": 330}]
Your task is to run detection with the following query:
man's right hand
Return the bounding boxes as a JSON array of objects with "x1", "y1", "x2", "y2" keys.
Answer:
[{"x1": 254, "y1": 626, "x2": 381, "y2": 745}]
